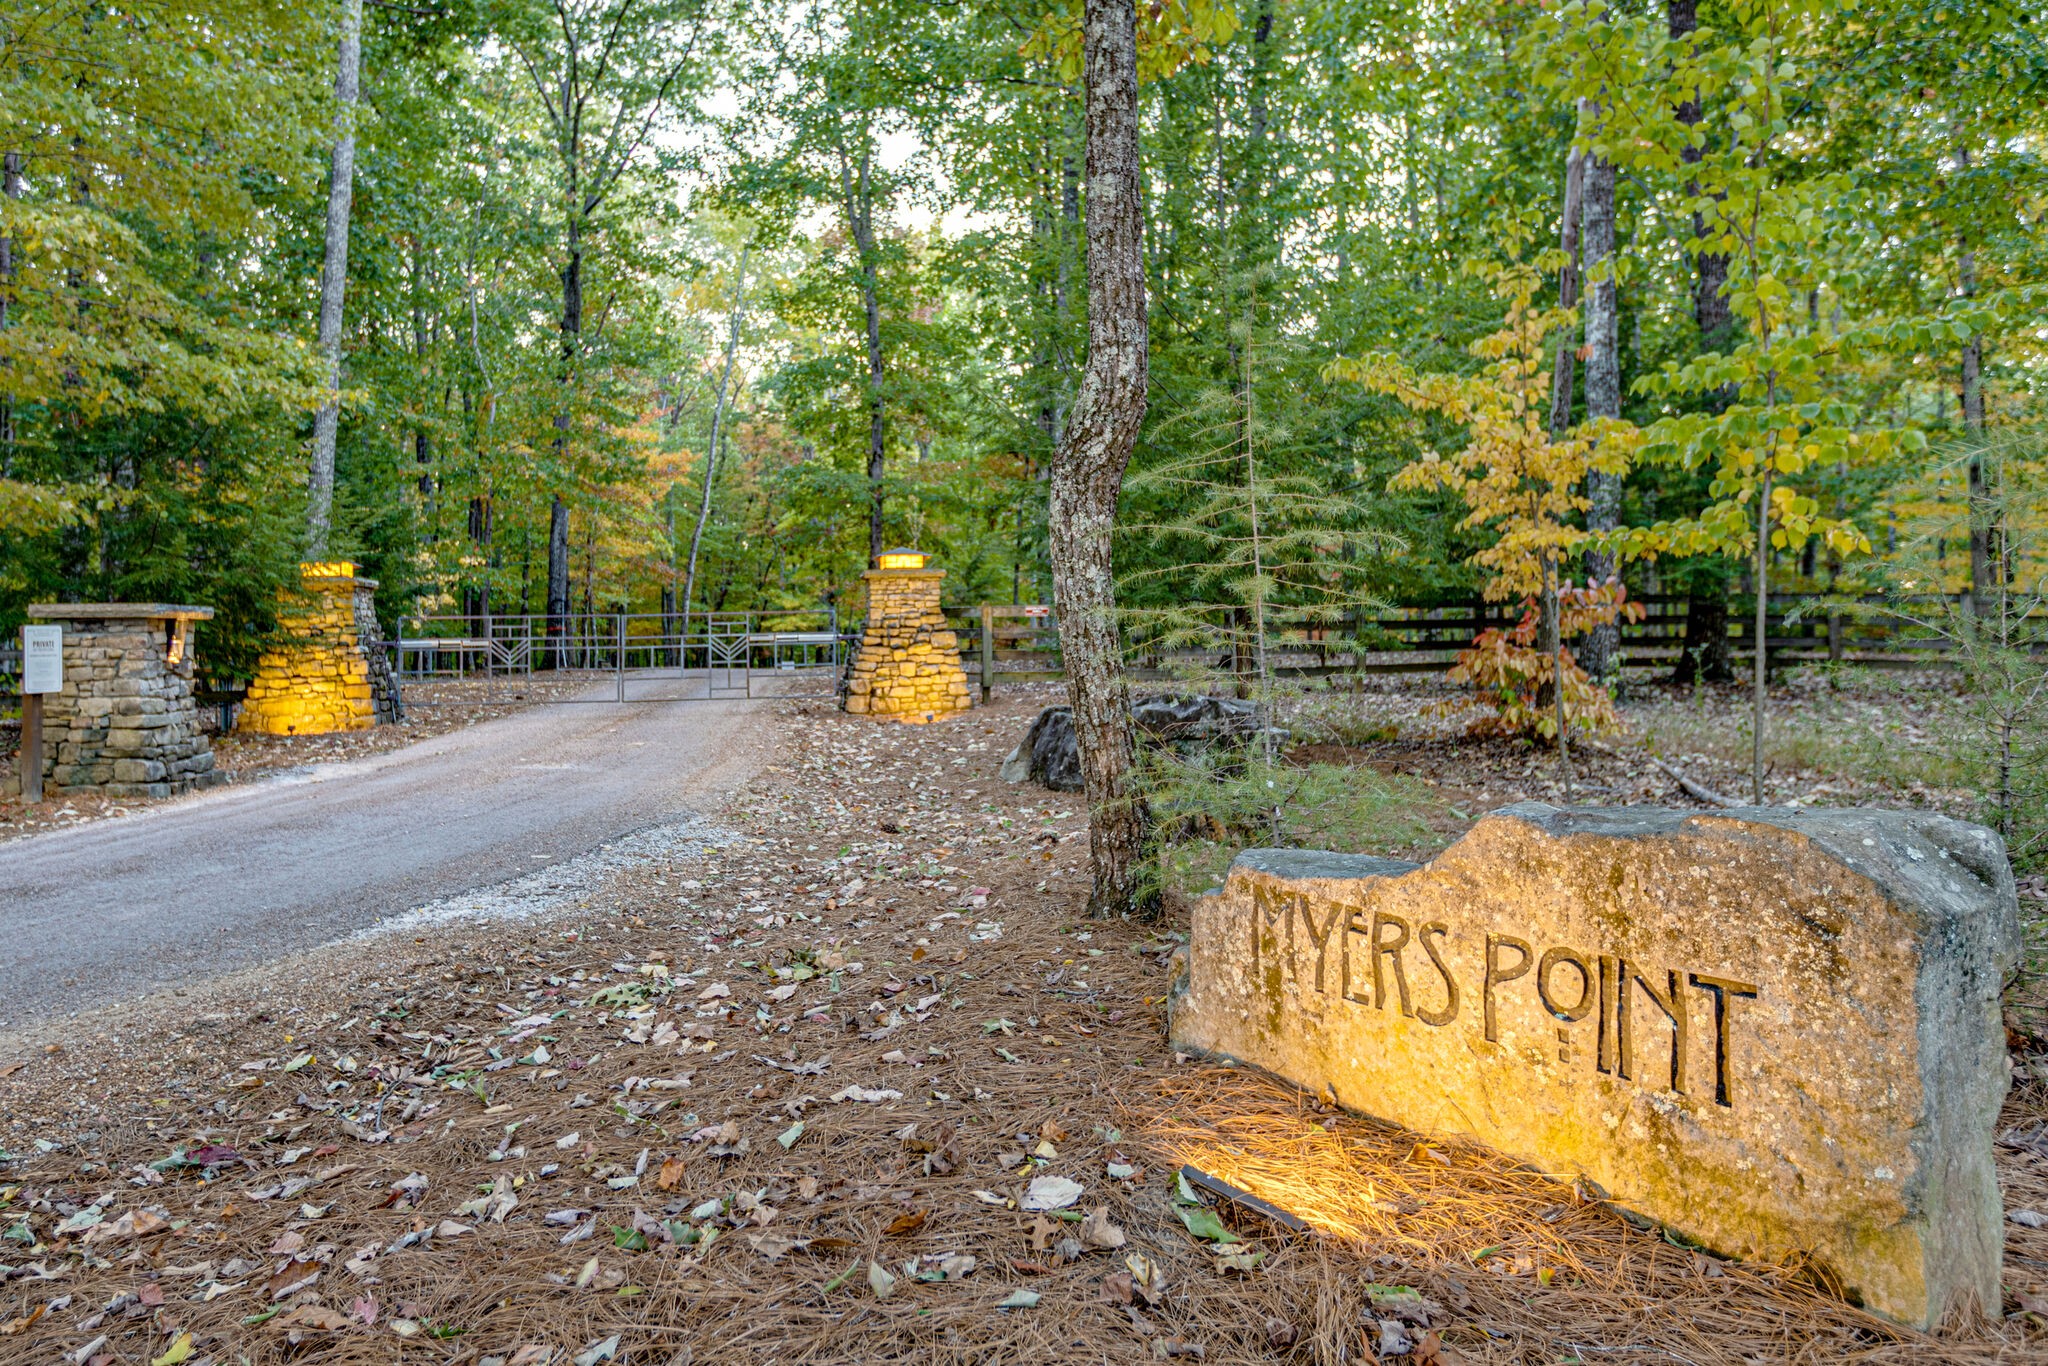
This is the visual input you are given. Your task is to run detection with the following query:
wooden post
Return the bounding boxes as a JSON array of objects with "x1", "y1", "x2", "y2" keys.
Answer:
[
  {"x1": 19, "y1": 692, "x2": 41, "y2": 804},
  {"x1": 979, "y1": 604, "x2": 994, "y2": 706}
]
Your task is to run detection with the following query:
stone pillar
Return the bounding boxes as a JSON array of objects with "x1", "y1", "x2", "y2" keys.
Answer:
[
  {"x1": 236, "y1": 561, "x2": 396, "y2": 736},
  {"x1": 352, "y1": 576, "x2": 400, "y2": 722},
  {"x1": 844, "y1": 567, "x2": 972, "y2": 723},
  {"x1": 21, "y1": 604, "x2": 223, "y2": 798}
]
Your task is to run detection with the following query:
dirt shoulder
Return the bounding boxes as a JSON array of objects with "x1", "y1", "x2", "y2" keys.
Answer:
[{"x1": 0, "y1": 692, "x2": 2042, "y2": 1365}]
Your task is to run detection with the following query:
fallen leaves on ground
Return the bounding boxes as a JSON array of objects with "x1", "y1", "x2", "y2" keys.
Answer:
[{"x1": 0, "y1": 688, "x2": 2039, "y2": 1366}]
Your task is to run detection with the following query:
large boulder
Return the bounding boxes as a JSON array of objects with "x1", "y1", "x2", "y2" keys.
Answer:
[
  {"x1": 1169, "y1": 803, "x2": 2021, "y2": 1329},
  {"x1": 998, "y1": 694, "x2": 1263, "y2": 792}
]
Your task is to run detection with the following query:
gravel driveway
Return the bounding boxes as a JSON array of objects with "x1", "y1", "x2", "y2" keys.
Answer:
[{"x1": 0, "y1": 686, "x2": 771, "y2": 1030}]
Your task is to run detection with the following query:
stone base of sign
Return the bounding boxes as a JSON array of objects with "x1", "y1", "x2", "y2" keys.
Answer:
[
  {"x1": 844, "y1": 567, "x2": 971, "y2": 723},
  {"x1": 1168, "y1": 804, "x2": 2019, "y2": 1329},
  {"x1": 236, "y1": 562, "x2": 397, "y2": 736},
  {"x1": 19, "y1": 603, "x2": 222, "y2": 799}
]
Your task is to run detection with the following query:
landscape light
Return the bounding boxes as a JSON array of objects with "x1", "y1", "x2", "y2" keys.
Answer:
[{"x1": 875, "y1": 547, "x2": 928, "y2": 570}]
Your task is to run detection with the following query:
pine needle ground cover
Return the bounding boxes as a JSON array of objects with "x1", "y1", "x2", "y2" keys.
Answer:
[{"x1": 1, "y1": 694, "x2": 2045, "y2": 1365}]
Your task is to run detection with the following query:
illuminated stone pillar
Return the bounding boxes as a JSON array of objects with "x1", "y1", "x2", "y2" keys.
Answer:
[
  {"x1": 844, "y1": 553, "x2": 971, "y2": 723},
  {"x1": 236, "y1": 561, "x2": 395, "y2": 736}
]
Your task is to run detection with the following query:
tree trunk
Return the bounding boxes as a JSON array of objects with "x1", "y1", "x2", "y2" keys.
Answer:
[
  {"x1": 465, "y1": 493, "x2": 492, "y2": 631},
  {"x1": 410, "y1": 242, "x2": 434, "y2": 502},
  {"x1": 305, "y1": 0, "x2": 363, "y2": 558},
  {"x1": 1049, "y1": 0, "x2": 1152, "y2": 918},
  {"x1": 1965, "y1": 323, "x2": 1989, "y2": 612},
  {"x1": 1671, "y1": 588, "x2": 1733, "y2": 685},
  {"x1": 546, "y1": 496, "x2": 570, "y2": 668},
  {"x1": 1668, "y1": 0, "x2": 1739, "y2": 690},
  {"x1": 837, "y1": 145, "x2": 887, "y2": 563},
  {"x1": 682, "y1": 246, "x2": 749, "y2": 644},
  {"x1": 1579, "y1": 104, "x2": 1622, "y2": 681},
  {"x1": 560, "y1": 227, "x2": 584, "y2": 356},
  {"x1": 1752, "y1": 465, "x2": 1771, "y2": 803},
  {"x1": 1547, "y1": 152, "x2": 1584, "y2": 441},
  {"x1": 1541, "y1": 145, "x2": 1584, "y2": 720},
  {"x1": 1957, "y1": 146, "x2": 1990, "y2": 613},
  {"x1": 547, "y1": 138, "x2": 586, "y2": 667},
  {"x1": 863, "y1": 271, "x2": 885, "y2": 562},
  {"x1": 1, "y1": 150, "x2": 20, "y2": 463},
  {"x1": 1671, "y1": 0, "x2": 1733, "y2": 361}
]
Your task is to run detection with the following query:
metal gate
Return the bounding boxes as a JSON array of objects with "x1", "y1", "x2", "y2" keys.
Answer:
[{"x1": 389, "y1": 608, "x2": 845, "y2": 706}]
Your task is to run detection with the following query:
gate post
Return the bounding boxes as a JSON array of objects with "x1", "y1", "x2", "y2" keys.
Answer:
[
  {"x1": 617, "y1": 611, "x2": 626, "y2": 702},
  {"x1": 979, "y1": 604, "x2": 994, "y2": 705}
]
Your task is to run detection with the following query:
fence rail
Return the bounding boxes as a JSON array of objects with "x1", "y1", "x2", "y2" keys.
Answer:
[
  {"x1": 939, "y1": 590, "x2": 2021, "y2": 698},
  {"x1": 2, "y1": 591, "x2": 2024, "y2": 715}
]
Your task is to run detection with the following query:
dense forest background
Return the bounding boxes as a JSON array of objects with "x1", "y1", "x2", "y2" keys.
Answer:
[{"x1": 0, "y1": 0, "x2": 2042, "y2": 684}]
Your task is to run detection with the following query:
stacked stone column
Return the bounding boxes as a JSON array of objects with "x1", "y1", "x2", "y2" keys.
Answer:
[
  {"x1": 236, "y1": 561, "x2": 396, "y2": 736},
  {"x1": 843, "y1": 567, "x2": 972, "y2": 722},
  {"x1": 23, "y1": 604, "x2": 223, "y2": 798}
]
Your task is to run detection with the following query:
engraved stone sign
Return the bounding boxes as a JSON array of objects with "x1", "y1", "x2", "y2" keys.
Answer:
[{"x1": 1167, "y1": 804, "x2": 2019, "y2": 1328}]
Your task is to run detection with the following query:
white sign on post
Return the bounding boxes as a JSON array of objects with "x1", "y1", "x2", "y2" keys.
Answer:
[{"x1": 21, "y1": 624, "x2": 62, "y2": 694}]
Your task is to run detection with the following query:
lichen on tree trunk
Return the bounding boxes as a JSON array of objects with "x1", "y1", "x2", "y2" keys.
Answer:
[{"x1": 1048, "y1": 0, "x2": 1152, "y2": 918}]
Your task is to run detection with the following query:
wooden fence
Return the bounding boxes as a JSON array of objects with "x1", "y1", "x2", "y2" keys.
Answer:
[
  {"x1": 943, "y1": 591, "x2": 1995, "y2": 699},
  {"x1": 0, "y1": 591, "x2": 2003, "y2": 712}
]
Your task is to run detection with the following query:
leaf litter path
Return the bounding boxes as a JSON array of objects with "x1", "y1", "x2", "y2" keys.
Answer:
[
  {"x1": 0, "y1": 688, "x2": 766, "y2": 1032},
  {"x1": 1, "y1": 696, "x2": 2043, "y2": 1366}
]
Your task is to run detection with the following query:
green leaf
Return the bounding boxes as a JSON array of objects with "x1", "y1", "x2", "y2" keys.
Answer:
[{"x1": 1175, "y1": 1202, "x2": 1234, "y2": 1242}]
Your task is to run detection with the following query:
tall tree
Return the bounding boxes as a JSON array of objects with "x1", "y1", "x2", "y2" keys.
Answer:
[
  {"x1": 1577, "y1": 95, "x2": 1621, "y2": 681},
  {"x1": 305, "y1": 0, "x2": 363, "y2": 558},
  {"x1": 1664, "y1": 0, "x2": 1735, "y2": 686},
  {"x1": 1544, "y1": 145, "x2": 1585, "y2": 765},
  {"x1": 1050, "y1": 0, "x2": 1151, "y2": 918},
  {"x1": 1956, "y1": 142, "x2": 1990, "y2": 614},
  {"x1": 682, "y1": 244, "x2": 749, "y2": 624},
  {"x1": 835, "y1": 137, "x2": 889, "y2": 562},
  {"x1": 494, "y1": 0, "x2": 710, "y2": 658}
]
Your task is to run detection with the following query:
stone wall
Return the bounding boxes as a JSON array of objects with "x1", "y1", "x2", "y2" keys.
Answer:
[
  {"x1": 236, "y1": 562, "x2": 395, "y2": 736},
  {"x1": 352, "y1": 580, "x2": 400, "y2": 722},
  {"x1": 844, "y1": 568, "x2": 972, "y2": 722},
  {"x1": 35, "y1": 617, "x2": 220, "y2": 798},
  {"x1": 1169, "y1": 804, "x2": 2020, "y2": 1328}
]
